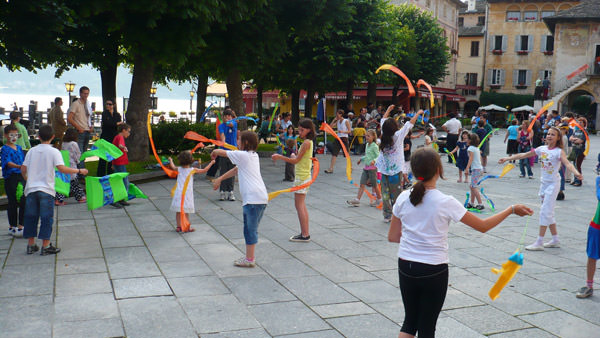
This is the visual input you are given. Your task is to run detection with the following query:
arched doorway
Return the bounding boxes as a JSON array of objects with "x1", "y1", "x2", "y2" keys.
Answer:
[
  {"x1": 564, "y1": 90, "x2": 597, "y2": 123},
  {"x1": 464, "y1": 100, "x2": 480, "y2": 117}
]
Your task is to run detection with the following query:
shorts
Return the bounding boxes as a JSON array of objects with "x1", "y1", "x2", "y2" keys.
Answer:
[
  {"x1": 470, "y1": 169, "x2": 482, "y2": 188},
  {"x1": 243, "y1": 204, "x2": 266, "y2": 245},
  {"x1": 481, "y1": 143, "x2": 489, "y2": 157},
  {"x1": 587, "y1": 226, "x2": 600, "y2": 260},
  {"x1": 294, "y1": 176, "x2": 311, "y2": 195},
  {"x1": 360, "y1": 169, "x2": 377, "y2": 185},
  {"x1": 327, "y1": 137, "x2": 349, "y2": 157},
  {"x1": 538, "y1": 180, "x2": 560, "y2": 226}
]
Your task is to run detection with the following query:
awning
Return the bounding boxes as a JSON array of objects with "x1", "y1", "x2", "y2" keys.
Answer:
[
  {"x1": 243, "y1": 90, "x2": 279, "y2": 99},
  {"x1": 445, "y1": 94, "x2": 466, "y2": 102},
  {"x1": 417, "y1": 90, "x2": 443, "y2": 99}
]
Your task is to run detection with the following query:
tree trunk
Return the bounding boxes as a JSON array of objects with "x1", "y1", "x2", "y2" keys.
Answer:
[
  {"x1": 100, "y1": 63, "x2": 118, "y2": 112},
  {"x1": 305, "y1": 82, "x2": 315, "y2": 118},
  {"x1": 195, "y1": 73, "x2": 208, "y2": 123},
  {"x1": 291, "y1": 89, "x2": 300, "y2": 125},
  {"x1": 367, "y1": 82, "x2": 377, "y2": 106},
  {"x1": 256, "y1": 83, "x2": 263, "y2": 120},
  {"x1": 225, "y1": 68, "x2": 245, "y2": 129},
  {"x1": 392, "y1": 85, "x2": 399, "y2": 105},
  {"x1": 125, "y1": 57, "x2": 154, "y2": 161},
  {"x1": 346, "y1": 79, "x2": 354, "y2": 109}
]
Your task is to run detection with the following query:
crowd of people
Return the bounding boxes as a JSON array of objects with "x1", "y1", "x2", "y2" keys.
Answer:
[{"x1": 2, "y1": 95, "x2": 598, "y2": 336}]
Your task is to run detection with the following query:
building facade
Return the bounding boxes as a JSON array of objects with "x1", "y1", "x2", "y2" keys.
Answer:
[
  {"x1": 484, "y1": 0, "x2": 579, "y2": 96},
  {"x1": 457, "y1": 0, "x2": 486, "y2": 114}
]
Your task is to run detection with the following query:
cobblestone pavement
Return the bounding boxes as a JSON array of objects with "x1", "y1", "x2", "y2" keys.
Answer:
[{"x1": 1, "y1": 130, "x2": 599, "y2": 337}]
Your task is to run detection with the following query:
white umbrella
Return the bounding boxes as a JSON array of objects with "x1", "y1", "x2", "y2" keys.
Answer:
[
  {"x1": 511, "y1": 105, "x2": 534, "y2": 112},
  {"x1": 479, "y1": 104, "x2": 507, "y2": 112}
]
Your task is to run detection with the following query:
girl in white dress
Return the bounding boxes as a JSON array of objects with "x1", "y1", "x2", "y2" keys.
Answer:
[
  {"x1": 168, "y1": 151, "x2": 215, "y2": 232},
  {"x1": 499, "y1": 127, "x2": 583, "y2": 250}
]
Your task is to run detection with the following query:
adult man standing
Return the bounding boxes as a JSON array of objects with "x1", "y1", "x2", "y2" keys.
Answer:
[
  {"x1": 442, "y1": 112, "x2": 462, "y2": 163},
  {"x1": 48, "y1": 97, "x2": 67, "y2": 148},
  {"x1": 67, "y1": 86, "x2": 93, "y2": 153},
  {"x1": 542, "y1": 77, "x2": 551, "y2": 100}
]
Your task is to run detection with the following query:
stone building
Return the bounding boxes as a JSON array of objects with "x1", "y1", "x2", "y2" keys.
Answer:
[{"x1": 543, "y1": 0, "x2": 600, "y2": 126}]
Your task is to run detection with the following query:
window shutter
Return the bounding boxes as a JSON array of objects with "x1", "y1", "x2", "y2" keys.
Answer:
[
  {"x1": 539, "y1": 70, "x2": 545, "y2": 82},
  {"x1": 500, "y1": 69, "x2": 506, "y2": 85},
  {"x1": 513, "y1": 70, "x2": 519, "y2": 86},
  {"x1": 488, "y1": 69, "x2": 493, "y2": 85},
  {"x1": 515, "y1": 35, "x2": 520, "y2": 52},
  {"x1": 541, "y1": 36, "x2": 547, "y2": 52},
  {"x1": 489, "y1": 36, "x2": 494, "y2": 51},
  {"x1": 502, "y1": 35, "x2": 508, "y2": 52},
  {"x1": 526, "y1": 70, "x2": 532, "y2": 86},
  {"x1": 528, "y1": 35, "x2": 533, "y2": 52}
]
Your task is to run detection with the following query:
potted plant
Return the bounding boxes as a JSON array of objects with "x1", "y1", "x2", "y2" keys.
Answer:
[
  {"x1": 517, "y1": 50, "x2": 528, "y2": 55},
  {"x1": 169, "y1": 111, "x2": 177, "y2": 118},
  {"x1": 516, "y1": 83, "x2": 527, "y2": 89},
  {"x1": 490, "y1": 84, "x2": 502, "y2": 89},
  {"x1": 543, "y1": 51, "x2": 553, "y2": 56},
  {"x1": 492, "y1": 50, "x2": 503, "y2": 55}
]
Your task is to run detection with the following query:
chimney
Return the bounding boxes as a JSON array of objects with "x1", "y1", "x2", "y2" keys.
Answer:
[{"x1": 468, "y1": 0, "x2": 476, "y2": 12}]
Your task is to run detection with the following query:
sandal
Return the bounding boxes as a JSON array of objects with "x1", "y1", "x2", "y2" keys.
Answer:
[
  {"x1": 175, "y1": 227, "x2": 182, "y2": 232},
  {"x1": 78, "y1": 198, "x2": 87, "y2": 203},
  {"x1": 324, "y1": 169, "x2": 333, "y2": 174}
]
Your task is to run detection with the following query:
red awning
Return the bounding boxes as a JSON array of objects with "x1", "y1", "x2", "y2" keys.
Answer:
[
  {"x1": 417, "y1": 90, "x2": 443, "y2": 99},
  {"x1": 243, "y1": 90, "x2": 279, "y2": 99},
  {"x1": 445, "y1": 94, "x2": 466, "y2": 102}
]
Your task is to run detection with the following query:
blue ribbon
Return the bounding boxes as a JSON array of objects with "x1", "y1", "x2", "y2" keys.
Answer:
[
  {"x1": 99, "y1": 176, "x2": 114, "y2": 206},
  {"x1": 199, "y1": 102, "x2": 214, "y2": 122},
  {"x1": 56, "y1": 170, "x2": 70, "y2": 183},
  {"x1": 91, "y1": 145, "x2": 115, "y2": 162}
]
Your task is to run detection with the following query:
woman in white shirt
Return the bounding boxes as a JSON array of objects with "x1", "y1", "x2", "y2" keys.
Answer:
[
  {"x1": 324, "y1": 110, "x2": 352, "y2": 173},
  {"x1": 388, "y1": 147, "x2": 532, "y2": 337}
]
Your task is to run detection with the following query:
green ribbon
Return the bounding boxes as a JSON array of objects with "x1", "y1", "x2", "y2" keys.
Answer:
[
  {"x1": 268, "y1": 103, "x2": 280, "y2": 131},
  {"x1": 478, "y1": 128, "x2": 499, "y2": 149}
]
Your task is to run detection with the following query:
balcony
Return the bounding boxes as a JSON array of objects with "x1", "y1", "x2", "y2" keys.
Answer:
[
  {"x1": 517, "y1": 50, "x2": 529, "y2": 55},
  {"x1": 490, "y1": 84, "x2": 502, "y2": 89},
  {"x1": 543, "y1": 51, "x2": 554, "y2": 56},
  {"x1": 492, "y1": 50, "x2": 503, "y2": 55},
  {"x1": 516, "y1": 83, "x2": 528, "y2": 89}
]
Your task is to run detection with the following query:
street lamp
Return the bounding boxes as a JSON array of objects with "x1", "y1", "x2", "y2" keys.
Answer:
[
  {"x1": 189, "y1": 89, "x2": 195, "y2": 113},
  {"x1": 65, "y1": 82, "x2": 75, "y2": 105},
  {"x1": 150, "y1": 86, "x2": 157, "y2": 123}
]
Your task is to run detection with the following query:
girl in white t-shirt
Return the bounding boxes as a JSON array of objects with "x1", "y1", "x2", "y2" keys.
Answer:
[
  {"x1": 499, "y1": 127, "x2": 583, "y2": 251},
  {"x1": 389, "y1": 147, "x2": 532, "y2": 337},
  {"x1": 212, "y1": 131, "x2": 269, "y2": 267},
  {"x1": 465, "y1": 133, "x2": 484, "y2": 210},
  {"x1": 168, "y1": 151, "x2": 215, "y2": 233}
]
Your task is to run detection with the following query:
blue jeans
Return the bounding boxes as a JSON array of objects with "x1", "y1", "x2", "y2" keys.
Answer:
[
  {"x1": 77, "y1": 131, "x2": 91, "y2": 157},
  {"x1": 242, "y1": 204, "x2": 266, "y2": 245},
  {"x1": 518, "y1": 144, "x2": 533, "y2": 177},
  {"x1": 23, "y1": 191, "x2": 54, "y2": 240},
  {"x1": 113, "y1": 164, "x2": 129, "y2": 191},
  {"x1": 559, "y1": 164, "x2": 565, "y2": 191}
]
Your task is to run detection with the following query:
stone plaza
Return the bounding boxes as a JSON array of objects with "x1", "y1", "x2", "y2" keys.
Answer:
[{"x1": 0, "y1": 131, "x2": 599, "y2": 337}]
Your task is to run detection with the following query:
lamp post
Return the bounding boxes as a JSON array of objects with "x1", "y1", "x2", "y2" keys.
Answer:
[
  {"x1": 189, "y1": 89, "x2": 195, "y2": 120},
  {"x1": 65, "y1": 82, "x2": 75, "y2": 106},
  {"x1": 150, "y1": 86, "x2": 157, "y2": 123}
]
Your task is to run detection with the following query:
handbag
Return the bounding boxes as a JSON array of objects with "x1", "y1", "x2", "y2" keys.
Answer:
[{"x1": 567, "y1": 149, "x2": 577, "y2": 162}]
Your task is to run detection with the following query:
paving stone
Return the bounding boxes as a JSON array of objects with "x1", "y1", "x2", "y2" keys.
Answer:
[
  {"x1": 193, "y1": 243, "x2": 264, "y2": 278},
  {"x1": 56, "y1": 257, "x2": 107, "y2": 275},
  {"x1": 339, "y1": 279, "x2": 400, "y2": 304},
  {"x1": 487, "y1": 327, "x2": 557, "y2": 338},
  {"x1": 248, "y1": 300, "x2": 330, "y2": 336},
  {"x1": 222, "y1": 274, "x2": 296, "y2": 305},
  {"x1": 99, "y1": 235, "x2": 145, "y2": 248},
  {"x1": 435, "y1": 316, "x2": 486, "y2": 338},
  {"x1": 179, "y1": 294, "x2": 261, "y2": 334},
  {"x1": 275, "y1": 330, "x2": 344, "y2": 338},
  {"x1": 104, "y1": 246, "x2": 161, "y2": 279},
  {"x1": 326, "y1": 313, "x2": 400, "y2": 338},
  {"x1": 311, "y1": 301, "x2": 376, "y2": 318},
  {"x1": 168, "y1": 276, "x2": 229, "y2": 297},
  {"x1": 0, "y1": 263, "x2": 54, "y2": 297},
  {"x1": 280, "y1": 275, "x2": 357, "y2": 306},
  {"x1": 4, "y1": 245, "x2": 58, "y2": 265},
  {"x1": 202, "y1": 328, "x2": 271, "y2": 338},
  {"x1": 292, "y1": 250, "x2": 377, "y2": 283},
  {"x1": 368, "y1": 300, "x2": 405, "y2": 324},
  {"x1": 519, "y1": 310, "x2": 600, "y2": 337},
  {"x1": 445, "y1": 305, "x2": 532, "y2": 335},
  {"x1": 119, "y1": 296, "x2": 197, "y2": 338},
  {"x1": 0, "y1": 295, "x2": 53, "y2": 337},
  {"x1": 113, "y1": 276, "x2": 173, "y2": 299},
  {"x1": 53, "y1": 317, "x2": 124, "y2": 338},
  {"x1": 347, "y1": 255, "x2": 397, "y2": 272},
  {"x1": 442, "y1": 287, "x2": 485, "y2": 310},
  {"x1": 531, "y1": 289, "x2": 600, "y2": 325},
  {"x1": 157, "y1": 259, "x2": 213, "y2": 278},
  {"x1": 54, "y1": 293, "x2": 119, "y2": 321},
  {"x1": 55, "y1": 272, "x2": 112, "y2": 297}
]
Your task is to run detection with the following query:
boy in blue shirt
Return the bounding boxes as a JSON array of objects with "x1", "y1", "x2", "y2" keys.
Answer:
[
  {"x1": 217, "y1": 109, "x2": 239, "y2": 201},
  {"x1": 1, "y1": 124, "x2": 26, "y2": 237}
]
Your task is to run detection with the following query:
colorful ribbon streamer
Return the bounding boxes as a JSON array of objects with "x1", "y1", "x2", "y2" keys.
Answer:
[
  {"x1": 179, "y1": 169, "x2": 194, "y2": 232},
  {"x1": 416, "y1": 79, "x2": 434, "y2": 108},
  {"x1": 268, "y1": 158, "x2": 319, "y2": 200},
  {"x1": 234, "y1": 116, "x2": 258, "y2": 124},
  {"x1": 375, "y1": 64, "x2": 416, "y2": 97},
  {"x1": 268, "y1": 103, "x2": 280, "y2": 131},
  {"x1": 199, "y1": 102, "x2": 215, "y2": 122},
  {"x1": 183, "y1": 131, "x2": 238, "y2": 150},
  {"x1": 147, "y1": 111, "x2": 178, "y2": 178},
  {"x1": 569, "y1": 120, "x2": 590, "y2": 156},
  {"x1": 478, "y1": 128, "x2": 499, "y2": 149},
  {"x1": 476, "y1": 163, "x2": 515, "y2": 185},
  {"x1": 527, "y1": 101, "x2": 554, "y2": 132},
  {"x1": 444, "y1": 148, "x2": 456, "y2": 164},
  {"x1": 320, "y1": 122, "x2": 352, "y2": 182}
]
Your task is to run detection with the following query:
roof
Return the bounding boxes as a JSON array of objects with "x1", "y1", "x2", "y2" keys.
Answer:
[
  {"x1": 544, "y1": 0, "x2": 600, "y2": 34},
  {"x1": 459, "y1": 26, "x2": 485, "y2": 36},
  {"x1": 487, "y1": 0, "x2": 565, "y2": 3},
  {"x1": 459, "y1": 0, "x2": 486, "y2": 14}
]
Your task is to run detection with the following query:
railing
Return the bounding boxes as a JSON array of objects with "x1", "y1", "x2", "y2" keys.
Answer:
[{"x1": 551, "y1": 61, "x2": 594, "y2": 97}]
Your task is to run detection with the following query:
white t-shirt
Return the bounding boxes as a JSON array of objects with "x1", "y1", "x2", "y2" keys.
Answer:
[
  {"x1": 227, "y1": 150, "x2": 268, "y2": 205},
  {"x1": 443, "y1": 118, "x2": 462, "y2": 134},
  {"x1": 337, "y1": 118, "x2": 351, "y2": 138},
  {"x1": 23, "y1": 144, "x2": 64, "y2": 196},
  {"x1": 375, "y1": 118, "x2": 413, "y2": 176},
  {"x1": 535, "y1": 146, "x2": 562, "y2": 182},
  {"x1": 393, "y1": 189, "x2": 467, "y2": 264},
  {"x1": 280, "y1": 119, "x2": 292, "y2": 132},
  {"x1": 467, "y1": 145, "x2": 483, "y2": 170}
]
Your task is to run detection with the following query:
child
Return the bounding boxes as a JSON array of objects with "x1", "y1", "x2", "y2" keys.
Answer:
[
  {"x1": 500, "y1": 127, "x2": 583, "y2": 250},
  {"x1": 112, "y1": 123, "x2": 131, "y2": 207},
  {"x1": 55, "y1": 127, "x2": 86, "y2": 205},
  {"x1": 465, "y1": 133, "x2": 484, "y2": 210},
  {"x1": 167, "y1": 151, "x2": 215, "y2": 233},
  {"x1": 450, "y1": 130, "x2": 470, "y2": 183},
  {"x1": 375, "y1": 106, "x2": 423, "y2": 222},
  {"x1": 517, "y1": 120, "x2": 534, "y2": 179},
  {"x1": 347, "y1": 129, "x2": 381, "y2": 207},
  {"x1": 388, "y1": 147, "x2": 532, "y2": 337},
  {"x1": 424, "y1": 128, "x2": 435, "y2": 148},
  {"x1": 212, "y1": 131, "x2": 268, "y2": 267},
  {"x1": 283, "y1": 138, "x2": 296, "y2": 182},
  {"x1": 576, "y1": 176, "x2": 600, "y2": 298},
  {"x1": 504, "y1": 119, "x2": 519, "y2": 161},
  {"x1": 22, "y1": 125, "x2": 88, "y2": 255},
  {"x1": 1, "y1": 124, "x2": 26, "y2": 237},
  {"x1": 475, "y1": 119, "x2": 490, "y2": 172},
  {"x1": 272, "y1": 118, "x2": 315, "y2": 242},
  {"x1": 352, "y1": 122, "x2": 366, "y2": 155},
  {"x1": 217, "y1": 109, "x2": 238, "y2": 201}
]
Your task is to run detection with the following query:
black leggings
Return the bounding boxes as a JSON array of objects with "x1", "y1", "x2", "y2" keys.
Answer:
[{"x1": 398, "y1": 258, "x2": 448, "y2": 337}]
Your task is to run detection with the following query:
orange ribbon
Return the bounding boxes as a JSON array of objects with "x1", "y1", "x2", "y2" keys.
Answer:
[
  {"x1": 147, "y1": 111, "x2": 178, "y2": 178},
  {"x1": 416, "y1": 79, "x2": 435, "y2": 108},
  {"x1": 527, "y1": 101, "x2": 554, "y2": 133},
  {"x1": 184, "y1": 131, "x2": 237, "y2": 150},
  {"x1": 320, "y1": 123, "x2": 352, "y2": 182},
  {"x1": 375, "y1": 64, "x2": 416, "y2": 97},
  {"x1": 268, "y1": 158, "x2": 319, "y2": 200}
]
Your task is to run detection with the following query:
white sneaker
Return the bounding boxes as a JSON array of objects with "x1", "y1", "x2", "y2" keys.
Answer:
[
  {"x1": 369, "y1": 199, "x2": 382, "y2": 207},
  {"x1": 525, "y1": 242, "x2": 545, "y2": 251},
  {"x1": 543, "y1": 240, "x2": 560, "y2": 248},
  {"x1": 346, "y1": 198, "x2": 360, "y2": 207},
  {"x1": 219, "y1": 192, "x2": 226, "y2": 201},
  {"x1": 14, "y1": 228, "x2": 23, "y2": 238},
  {"x1": 8, "y1": 227, "x2": 15, "y2": 236},
  {"x1": 228, "y1": 192, "x2": 236, "y2": 201}
]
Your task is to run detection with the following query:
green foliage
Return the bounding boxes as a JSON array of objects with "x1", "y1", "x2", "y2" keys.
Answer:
[
  {"x1": 169, "y1": 112, "x2": 177, "y2": 117},
  {"x1": 480, "y1": 91, "x2": 533, "y2": 110},
  {"x1": 572, "y1": 95, "x2": 592, "y2": 114},
  {"x1": 150, "y1": 120, "x2": 216, "y2": 154}
]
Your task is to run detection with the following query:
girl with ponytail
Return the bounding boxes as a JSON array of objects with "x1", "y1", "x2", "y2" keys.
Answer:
[{"x1": 388, "y1": 147, "x2": 533, "y2": 337}]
